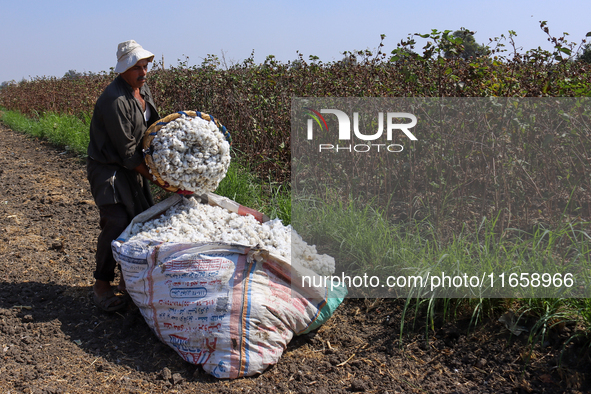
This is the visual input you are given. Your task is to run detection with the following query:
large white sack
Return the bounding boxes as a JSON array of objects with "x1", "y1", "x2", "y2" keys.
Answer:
[{"x1": 112, "y1": 194, "x2": 346, "y2": 379}]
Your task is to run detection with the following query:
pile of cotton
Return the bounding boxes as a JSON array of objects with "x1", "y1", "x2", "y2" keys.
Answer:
[
  {"x1": 150, "y1": 114, "x2": 230, "y2": 194},
  {"x1": 128, "y1": 197, "x2": 335, "y2": 276}
]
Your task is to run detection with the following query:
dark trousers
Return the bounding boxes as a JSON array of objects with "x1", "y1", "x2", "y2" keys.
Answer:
[{"x1": 94, "y1": 204, "x2": 131, "y2": 282}]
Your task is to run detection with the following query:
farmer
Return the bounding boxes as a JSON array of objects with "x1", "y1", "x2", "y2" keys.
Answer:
[{"x1": 86, "y1": 40, "x2": 162, "y2": 312}]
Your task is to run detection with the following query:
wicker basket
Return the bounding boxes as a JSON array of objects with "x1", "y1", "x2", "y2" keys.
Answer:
[{"x1": 143, "y1": 111, "x2": 230, "y2": 193}]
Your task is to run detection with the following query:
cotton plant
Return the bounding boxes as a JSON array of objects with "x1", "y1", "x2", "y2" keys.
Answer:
[
  {"x1": 150, "y1": 115, "x2": 231, "y2": 194},
  {"x1": 128, "y1": 198, "x2": 336, "y2": 276}
]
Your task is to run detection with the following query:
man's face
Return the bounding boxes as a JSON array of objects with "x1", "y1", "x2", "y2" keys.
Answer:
[{"x1": 121, "y1": 58, "x2": 150, "y2": 89}]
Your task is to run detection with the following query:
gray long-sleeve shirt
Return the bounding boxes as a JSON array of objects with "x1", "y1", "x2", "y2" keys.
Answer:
[{"x1": 86, "y1": 75, "x2": 160, "y2": 219}]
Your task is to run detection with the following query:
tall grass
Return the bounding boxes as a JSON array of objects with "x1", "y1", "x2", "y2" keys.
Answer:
[
  {"x1": 294, "y1": 193, "x2": 591, "y2": 350},
  {"x1": 215, "y1": 161, "x2": 291, "y2": 224},
  {"x1": 295, "y1": 195, "x2": 590, "y2": 287}
]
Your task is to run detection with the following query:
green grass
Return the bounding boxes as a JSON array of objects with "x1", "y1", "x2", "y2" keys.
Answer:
[
  {"x1": 293, "y1": 193, "x2": 591, "y2": 350},
  {"x1": 295, "y1": 195, "x2": 590, "y2": 286},
  {"x1": 215, "y1": 161, "x2": 291, "y2": 224},
  {"x1": 1, "y1": 108, "x2": 90, "y2": 155}
]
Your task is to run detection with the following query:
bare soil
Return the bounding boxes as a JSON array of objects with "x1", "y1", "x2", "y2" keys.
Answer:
[{"x1": 0, "y1": 123, "x2": 590, "y2": 393}]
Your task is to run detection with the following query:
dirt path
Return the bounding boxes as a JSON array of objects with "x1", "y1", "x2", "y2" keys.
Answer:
[{"x1": 0, "y1": 123, "x2": 589, "y2": 393}]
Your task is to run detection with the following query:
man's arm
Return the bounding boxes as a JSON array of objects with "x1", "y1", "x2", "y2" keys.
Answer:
[
  {"x1": 134, "y1": 161, "x2": 170, "y2": 189},
  {"x1": 134, "y1": 161, "x2": 153, "y2": 181}
]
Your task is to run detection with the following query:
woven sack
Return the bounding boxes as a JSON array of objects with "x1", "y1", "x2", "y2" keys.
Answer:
[{"x1": 112, "y1": 194, "x2": 347, "y2": 378}]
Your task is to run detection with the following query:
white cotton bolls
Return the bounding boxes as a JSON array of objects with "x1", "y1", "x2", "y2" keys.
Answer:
[
  {"x1": 128, "y1": 198, "x2": 336, "y2": 276},
  {"x1": 291, "y1": 231, "x2": 336, "y2": 277},
  {"x1": 151, "y1": 115, "x2": 231, "y2": 194}
]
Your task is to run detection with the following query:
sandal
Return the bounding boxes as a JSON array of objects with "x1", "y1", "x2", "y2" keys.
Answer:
[{"x1": 93, "y1": 289, "x2": 127, "y2": 312}]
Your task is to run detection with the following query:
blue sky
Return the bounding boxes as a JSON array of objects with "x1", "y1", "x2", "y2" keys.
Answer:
[{"x1": 1, "y1": 0, "x2": 589, "y2": 83}]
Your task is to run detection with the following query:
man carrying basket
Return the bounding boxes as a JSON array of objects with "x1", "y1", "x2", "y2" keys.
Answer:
[{"x1": 86, "y1": 40, "x2": 163, "y2": 312}]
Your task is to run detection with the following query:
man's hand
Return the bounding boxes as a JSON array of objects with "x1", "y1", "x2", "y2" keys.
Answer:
[
  {"x1": 134, "y1": 162, "x2": 154, "y2": 181},
  {"x1": 135, "y1": 162, "x2": 174, "y2": 191}
]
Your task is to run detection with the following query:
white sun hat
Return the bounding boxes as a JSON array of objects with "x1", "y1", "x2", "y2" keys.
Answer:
[{"x1": 114, "y1": 40, "x2": 155, "y2": 73}]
